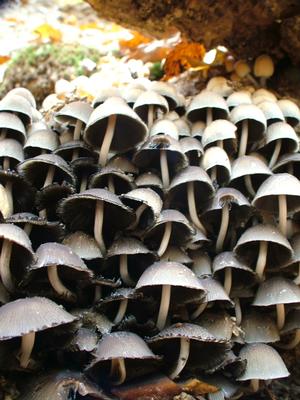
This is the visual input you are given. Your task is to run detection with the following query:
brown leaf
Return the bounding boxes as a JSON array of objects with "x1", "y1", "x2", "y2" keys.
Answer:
[
  {"x1": 119, "y1": 31, "x2": 152, "y2": 50},
  {"x1": 180, "y1": 378, "x2": 218, "y2": 395}
]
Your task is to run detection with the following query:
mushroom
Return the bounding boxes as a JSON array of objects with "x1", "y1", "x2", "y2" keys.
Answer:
[
  {"x1": 234, "y1": 224, "x2": 293, "y2": 280},
  {"x1": 187, "y1": 229, "x2": 211, "y2": 250},
  {"x1": 0, "y1": 112, "x2": 26, "y2": 144},
  {"x1": 241, "y1": 310, "x2": 280, "y2": 344},
  {"x1": 206, "y1": 374, "x2": 240, "y2": 400},
  {"x1": 136, "y1": 261, "x2": 205, "y2": 330},
  {"x1": 150, "y1": 119, "x2": 179, "y2": 140},
  {"x1": 257, "y1": 100, "x2": 284, "y2": 127},
  {"x1": 121, "y1": 87, "x2": 144, "y2": 108},
  {"x1": 7, "y1": 87, "x2": 36, "y2": 109},
  {"x1": 54, "y1": 140, "x2": 96, "y2": 163},
  {"x1": 252, "y1": 277, "x2": 300, "y2": 330},
  {"x1": 0, "y1": 94, "x2": 32, "y2": 126},
  {"x1": 278, "y1": 309, "x2": 300, "y2": 349},
  {"x1": 85, "y1": 331, "x2": 159, "y2": 385},
  {"x1": 272, "y1": 153, "x2": 300, "y2": 178},
  {"x1": 206, "y1": 76, "x2": 234, "y2": 98},
  {"x1": 89, "y1": 166, "x2": 135, "y2": 195},
  {"x1": 196, "y1": 310, "x2": 236, "y2": 341},
  {"x1": 280, "y1": 233, "x2": 300, "y2": 284},
  {"x1": 237, "y1": 343, "x2": 289, "y2": 392},
  {"x1": 252, "y1": 88, "x2": 277, "y2": 103},
  {"x1": 277, "y1": 99, "x2": 300, "y2": 127},
  {"x1": 226, "y1": 91, "x2": 252, "y2": 111},
  {"x1": 133, "y1": 90, "x2": 169, "y2": 129},
  {"x1": 187, "y1": 91, "x2": 229, "y2": 126},
  {"x1": 24, "y1": 128, "x2": 59, "y2": 158},
  {"x1": 234, "y1": 60, "x2": 257, "y2": 86},
  {"x1": 230, "y1": 104, "x2": 266, "y2": 157},
  {"x1": 71, "y1": 157, "x2": 98, "y2": 193},
  {"x1": 174, "y1": 117, "x2": 190, "y2": 139},
  {"x1": 85, "y1": 97, "x2": 147, "y2": 167},
  {"x1": 135, "y1": 172, "x2": 164, "y2": 199},
  {"x1": 63, "y1": 326, "x2": 98, "y2": 366},
  {"x1": 0, "y1": 296, "x2": 76, "y2": 368},
  {"x1": 147, "y1": 323, "x2": 230, "y2": 379},
  {"x1": 151, "y1": 81, "x2": 180, "y2": 111},
  {"x1": 179, "y1": 137, "x2": 204, "y2": 166},
  {"x1": 161, "y1": 246, "x2": 192, "y2": 266},
  {"x1": 202, "y1": 119, "x2": 237, "y2": 155},
  {"x1": 92, "y1": 87, "x2": 121, "y2": 108},
  {"x1": 253, "y1": 54, "x2": 274, "y2": 87},
  {"x1": 201, "y1": 147, "x2": 231, "y2": 187},
  {"x1": 252, "y1": 173, "x2": 300, "y2": 236},
  {"x1": 191, "y1": 250, "x2": 212, "y2": 277}
]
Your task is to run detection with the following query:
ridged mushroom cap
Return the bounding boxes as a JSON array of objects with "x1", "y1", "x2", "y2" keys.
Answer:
[
  {"x1": 0, "y1": 296, "x2": 76, "y2": 340},
  {"x1": 277, "y1": 99, "x2": 300, "y2": 127},
  {"x1": 187, "y1": 91, "x2": 229, "y2": 122},
  {"x1": 241, "y1": 311, "x2": 280, "y2": 343},
  {"x1": 55, "y1": 101, "x2": 93, "y2": 126},
  {"x1": 0, "y1": 112, "x2": 26, "y2": 144},
  {"x1": 63, "y1": 231, "x2": 103, "y2": 260},
  {"x1": 85, "y1": 97, "x2": 147, "y2": 151},
  {"x1": 237, "y1": 343, "x2": 289, "y2": 381},
  {"x1": 253, "y1": 277, "x2": 300, "y2": 306}
]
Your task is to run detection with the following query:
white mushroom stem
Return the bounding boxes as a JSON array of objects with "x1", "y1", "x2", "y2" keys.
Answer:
[
  {"x1": 110, "y1": 357, "x2": 126, "y2": 385},
  {"x1": 235, "y1": 297, "x2": 242, "y2": 326},
  {"x1": 250, "y1": 379, "x2": 260, "y2": 393},
  {"x1": 43, "y1": 165, "x2": 55, "y2": 188},
  {"x1": 128, "y1": 203, "x2": 147, "y2": 230},
  {"x1": 187, "y1": 182, "x2": 207, "y2": 234},
  {"x1": 238, "y1": 120, "x2": 248, "y2": 157},
  {"x1": 19, "y1": 332, "x2": 36, "y2": 368},
  {"x1": 268, "y1": 139, "x2": 281, "y2": 169},
  {"x1": 119, "y1": 254, "x2": 135, "y2": 286},
  {"x1": 276, "y1": 303, "x2": 285, "y2": 330},
  {"x1": 206, "y1": 108, "x2": 213, "y2": 125},
  {"x1": 5, "y1": 181, "x2": 13, "y2": 216},
  {"x1": 216, "y1": 202, "x2": 229, "y2": 253},
  {"x1": 94, "y1": 200, "x2": 106, "y2": 255},
  {"x1": 0, "y1": 129, "x2": 7, "y2": 140},
  {"x1": 80, "y1": 175, "x2": 88, "y2": 192},
  {"x1": 99, "y1": 114, "x2": 117, "y2": 167},
  {"x1": 113, "y1": 299, "x2": 128, "y2": 324},
  {"x1": 160, "y1": 150, "x2": 169, "y2": 189},
  {"x1": 157, "y1": 221, "x2": 172, "y2": 257},
  {"x1": 23, "y1": 223, "x2": 33, "y2": 237},
  {"x1": 148, "y1": 104, "x2": 154, "y2": 129},
  {"x1": 47, "y1": 265, "x2": 75, "y2": 299},
  {"x1": 210, "y1": 166, "x2": 217, "y2": 183},
  {"x1": 108, "y1": 175, "x2": 115, "y2": 193},
  {"x1": 169, "y1": 338, "x2": 190, "y2": 379},
  {"x1": 255, "y1": 241, "x2": 268, "y2": 279},
  {"x1": 278, "y1": 330, "x2": 300, "y2": 349},
  {"x1": 190, "y1": 302, "x2": 207, "y2": 320},
  {"x1": 224, "y1": 267, "x2": 232, "y2": 295},
  {"x1": 73, "y1": 119, "x2": 83, "y2": 141},
  {"x1": 278, "y1": 194, "x2": 287, "y2": 236},
  {"x1": 0, "y1": 239, "x2": 13, "y2": 292},
  {"x1": 244, "y1": 175, "x2": 256, "y2": 198},
  {"x1": 3, "y1": 157, "x2": 9, "y2": 170},
  {"x1": 156, "y1": 284, "x2": 171, "y2": 330},
  {"x1": 294, "y1": 263, "x2": 300, "y2": 285}
]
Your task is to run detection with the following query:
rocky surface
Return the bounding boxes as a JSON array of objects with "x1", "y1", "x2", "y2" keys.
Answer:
[{"x1": 86, "y1": 0, "x2": 300, "y2": 63}]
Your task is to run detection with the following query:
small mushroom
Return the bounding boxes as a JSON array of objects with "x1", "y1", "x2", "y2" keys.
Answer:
[
  {"x1": 0, "y1": 112, "x2": 26, "y2": 144},
  {"x1": 89, "y1": 166, "x2": 135, "y2": 195},
  {"x1": 92, "y1": 87, "x2": 121, "y2": 108},
  {"x1": 121, "y1": 87, "x2": 144, "y2": 108},
  {"x1": 226, "y1": 91, "x2": 252, "y2": 111},
  {"x1": 202, "y1": 119, "x2": 237, "y2": 155},
  {"x1": 277, "y1": 99, "x2": 300, "y2": 127},
  {"x1": 161, "y1": 246, "x2": 192, "y2": 266},
  {"x1": 280, "y1": 233, "x2": 300, "y2": 284},
  {"x1": 180, "y1": 137, "x2": 204, "y2": 166},
  {"x1": 206, "y1": 76, "x2": 233, "y2": 98},
  {"x1": 191, "y1": 250, "x2": 212, "y2": 277},
  {"x1": 0, "y1": 296, "x2": 76, "y2": 368},
  {"x1": 150, "y1": 119, "x2": 179, "y2": 140},
  {"x1": 54, "y1": 140, "x2": 96, "y2": 163},
  {"x1": 279, "y1": 309, "x2": 300, "y2": 349},
  {"x1": 24, "y1": 128, "x2": 59, "y2": 158},
  {"x1": 234, "y1": 60, "x2": 257, "y2": 86},
  {"x1": 196, "y1": 310, "x2": 236, "y2": 341},
  {"x1": 191, "y1": 121, "x2": 206, "y2": 140},
  {"x1": 257, "y1": 100, "x2": 284, "y2": 128},
  {"x1": 253, "y1": 54, "x2": 274, "y2": 87},
  {"x1": 7, "y1": 87, "x2": 36, "y2": 109},
  {"x1": 151, "y1": 81, "x2": 180, "y2": 111},
  {"x1": 135, "y1": 172, "x2": 163, "y2": 198},
  {"x1": 272, "y1": 152, "x2": 300, "y2": 178},
  {"x1": 133, "y1": 90, "x2": 169, "y2": 129},
  {"x1": 187, "y1": 91, "x2": 229, "y2": 126},
  {"x1": 201, "y1": 147, "x2": 231, "y2": 187},
  {"x1": 0, "y1": 94, "x2": 32, "y2": 125},
  {"x1": 241, "y1": 310, "x2": 280, "y2": 344},
  {"x1": 174, "y1": 117, "x2": 190, "y2": 138}
]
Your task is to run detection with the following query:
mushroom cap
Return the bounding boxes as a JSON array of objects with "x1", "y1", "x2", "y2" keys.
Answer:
[
  {"x1": 0, "y1": 222, "x2": 33, "y2": 254},
  {"x1": 161, "y1": 246, "x2": 192, "y2": 265},
  {"x1": 191, "y1": 121, "x2": 206, "y2": 138},
  {"x1": 199, "y1": 277, "x2": 233, "y2": 305},
  {"x1": 121, "y1": 188, "x2": 163, "y2": 223},
  {"x1": 253, "y1": 55, "x2": 274, "y2": 78},
  {"x1": 234, "y1": 224, "x2": 293, "y2": 268},
  {"x1": 187, "y1": 91, "x2": 229, "y2": 122},
  {"x1": 179, "y1": 137, "x2": 204, "y2": 158},
  {"x1": 133, "y1": 90, "x2": 169, "y2": 117},
  {"x1": 206, "y1": 76, "x2": 233, "y2": 97},
  {"x1": 272, "y1": 153, "x2": 300, "y2": 176},
  {"x1": 151, "y1": 81, "x2": 179, "y2": 110},
  {"x1": 135, "y1": 172, "x2": 163, "y2": 196},
  {"x1": 202, "y1": 119, "x2": 237, "y2": 153},
  {"x1": 196, "y1": 311, "x2": 235, "y2": 341},
  {"x1": 252, "y1": 89, "x2": 277, "y2": 102},
  {"x1": 281, "y1": 309, "x2": 300, "y2": 334},
  {"x1": 107, "y1": 155, "x2": 138, "y2": 175},
  {"x1": 0, "y1": 139, "x2": 24, "y2": 165},
  {"x1": 201, "y1": 147, "x2": 231, "y2": 182},
  {"x1": 174, "y1": 118, "x2": 190, "y2": 138},
  {"x1": 7, "y1": 87, "x2": 36, "y2": 108},
  {"x1": 85, "y1": 97, "x2": 147, "y2": 151},
  {"x1": 0, "y1": 112, "x2": 26, "y2": 144},
  {"x1": 226, "y1": 91, "x2": 252, "y2": 110},
  {"x1": 0, "y1": 94, "x2": 32, "y2": 125},
  {"x1": 191, "y1": 250, "x2": 212, "y2": 277},
  {"x1": 252, "y1": 173, "x2": 300, "y2": 214},
  {"x1": 92, "y1": 87, "x2": 121, "y2": 108},
  {"x1": 55, "y1": 101, "x2": 93, "y2": 126},
  {"x1": 89, "y1": 166, "x2": 135, "y2": 195},
  {"x1": 261, "y1": 121, "x2": 299, "y2": 153},
  {"x1": 230, "y1": 104, "x2": 266, "y2": 141},
  {"x1": 108, "y1": 236, "x2": 153, "y2": 257},
  {"x1": 0, "y1": 296, "x2": 76, "y2": 340},
  {"x1": 150, "y1": 119, "x2": 179, "y2": 140},
  {"x1": 277, "y1": 99, "x2": 300, "y2": 127},
  {"x1": 188, "y1": 229, "x2": 211, "y2": 249},
  {"x1": 253, "y1": 277, "x2": 300, "y2": 306},
  {"x1": 234, "y1": 60, "x2": 251, "y2": 77},
  {"x1": 237, "y1": 343, "x2": 289, "y2": 381},
  {"x1": 121, "y1": 87, "x2": 144, "y2": 107},
  {"x1": 66, "y1": 326, "x2": 98, "y2": 353},
  {"x1": 241, "y1": 311, "x2": 280, "y2": 343},
  {"x1": 54, "y1": 140, "x2": 96, "y2": 162},
  {"x1": 258, "y1": 101, "x2": 284, "y2": 125},
  {"x1": 63, "y1": 231, "x2": 103, "y2": 260},
  {"x1": 27, "y1": 121, "x2": 48, "y2": 136},
  {"x1": 24, "y1": 130, "x2": 59, "y2": 157}
]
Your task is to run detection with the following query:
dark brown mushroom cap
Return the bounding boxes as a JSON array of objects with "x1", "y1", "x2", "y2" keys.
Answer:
[
  {"x1": 234, "y1": 224, "x2": 293, "y2": 269},
  {"x1": 198, "y1": 277, "x2": 234, "y2": 305},
  {"x1": 150, "y1": 119, "x2": 179, "y2": 140},
  {"x1": 237, "y1": 343, "x2": 289, "y2": 381},
  {"x1": 169, "y1": 166, "x2": 214, "y2": 207},
  {"x1": 24, "y1": 130, "x2": 59, "y2": 158},
  {"x1": 147, "y1": 322, "x2": 230, "y2": 372},
  {"x1": 54, "y1": 140, "x2": 96, "y2": 162},
  {"x1": 241, "y1": 311, "x2": 280, "y2": 343},
  {"x1": 0, "y1": 296, "x2": 76, "y2": 340},
  {"x1": 161, "y1": 246, "x2": 192, "y2": 266},
  {"x1": 201, "y1": 147, "x2": 231, "y2": 183},
  {"x1": 59, "y1": 188, "x2": 134, "y2": 235},
  {"x1": 107, "y1": 155, "x2": 139, "y2": 175},
  {"x1": 187, "y1": 91, "x2": 229, "y2": 122},
  {"x1": 226, "y1": 91, "x2": 252, "y2": 110},
  {"x1": 133, "y1": 90, "x2": 169, "y2": 121},
  {"x1": 7, "y1": 87, "x2": 36, "y2": 109},
  {"x1": 280, "y1": 309, "x2": 300, "y2": 335},
  {"x1": 151, "y1": 81, "x2": 179, "y2": 110},
  {"x1": 258, "y1": 100, "x2": 285, "y2": 125},
  {"x1": 17, "y1": 153, "x2": 76, "y2": 188},
  {"x1": 0, "y1": 94, "x2": 32, "y2": 125},
  {"x1": 85, "y1": 97, "x2": 147, "y2": 152},
  {"x1": 89, "y1": 166, "x2": 135, "y2": 195},
  {"x1": 196, "y1": 311, "x2": 235, "y2": 341},
  {"x1": 230, "y1": 104, "x2": 266, "y2": 143},
  {"x1": 143, "y1": 209, "x2": 195, "y2": 248},
  {"x1": 0, "y1": 112, "x2": 26, "y2": 144},
  {"x1": 277, "y1": 99, "x2": 300, "y2": 127},
  {"x1": 191, "y1": 250, "x2": 212, "y2": 277},
  {"x1": 55, "y1": 101, "x2": 93, "y2": 126},
  {"x1": 202, "y1": 120, "x2": 237, "y2": 154},
  {"x1": 63, "y1": 231, "x2": 103, "y2": 260},
  {"x1": 272, "y1": 153, "x2": 300, "y2": 177},
  {"x1": 252, "y1": 173, "x2": 300, "y2": 214},
  {"x1": 0, "y1": 139, "x2": 24, "y2": 167},
  {"x1": 108, "y1": 236, "x2": 154, "y2": 257},
  {"x1": 253, "y1": 277, "x2": 300, "y2": 306}
]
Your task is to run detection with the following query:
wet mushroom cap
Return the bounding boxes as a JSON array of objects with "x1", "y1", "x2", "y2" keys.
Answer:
[
  {"x1": 198, "y1": 277, "x2": 234, "y2": 306},
  {"x1": 201, "y1": 147, "x2": 231, "y2": 183},
  {"x1": 63, "y1": 231, "x2": 103, "y2": 260},
  {"x1": 54, "y1": 141, "x2": 96, "y2": 162},
  {"x1": 108, "y1": 236, "x2": 154, "y2": 258},
  {"x1": 252, "y1": 277, "x2": 300, "y2": 307}
]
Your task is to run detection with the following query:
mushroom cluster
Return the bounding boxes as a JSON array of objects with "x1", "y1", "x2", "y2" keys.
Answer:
[{"x1": 0, "y1": 77, "x2": 299, "y2": 400}]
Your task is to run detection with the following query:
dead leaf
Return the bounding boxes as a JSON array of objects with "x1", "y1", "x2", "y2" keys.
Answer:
[
  {"x1": 34, "y1": 24, "x2": 62, "y2": 43},
  {"x1": 119, "y1": 31, "x2": 151, "y2": 50},
  {"x1": 180, "y1": 378, "x2": 218, "y2": 395},
  {"x1": 0, "y1": 56, "x2": 10, "y2": 65}
]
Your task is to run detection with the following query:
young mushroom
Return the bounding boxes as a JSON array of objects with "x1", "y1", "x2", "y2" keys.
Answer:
[
  {"x1": 24, "y1": 128, "x2": 59, "y2": 158},
  {"x1": 202, "y1": 119, "x2": 237, "y2": 155},
  {"x1": 201, "y1": 147, "x2": 231, "y2": 187},
  {"x1": 133, "y1": 90, "x2": 169, "y2": 129},
  {"x1": 226, "y1": 91, "x2": 252, "y2": 111},
  {"x1": 0, "y1": 112, "x2": 26, "y2": 144},
  {"x1": 278, "y1": 309, "x2": 300, "y2": 349},
  {"x1": 0, "y1": 94, "x2": 32, "y2": 126},
  {"x1": 187, "y1": 91, "x2": 229, "y2": 126},
  {"x1": 89, "y1": 166, "x2": 135, "y2": 195},
  {"x1": 253, "y1": 54, "x2": 274, "y2": 87},
  {"x1": 241, "y1": 310, "x2": 280, "y2": 344},
  {"x1": 277, "y1": 99, "x2": 300, "y2": 127},
  {"x1": 179, "y1": 137, "x2": 204, "y2": 166}
]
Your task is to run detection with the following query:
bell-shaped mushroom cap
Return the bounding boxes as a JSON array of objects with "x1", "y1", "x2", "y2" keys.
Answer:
[
  {"x1": 174, "y1": 118, "x2": 190, "y2": 138},
  {"x1": 180, "y1": 137, "x2": 204, "y2": 159},
  {"x1": 199, "y1": 277, "x2": 233, "y2": 305},
  {"x1": 108, "y1": 236, "x2": 153, "y2": 257},
  {"x1": 206, "y1": 375, "x2": 239, "y2": 400},
  {"x1": 281, "y1": 309, "x2": 300, "y2": 335},
  {"x1": 0, "y1": 222, "x2": 34, "y2": 254},
  {"x1": 201, "y1": 147, "x2": 231, "y2": 183},
  {"x1": 121, "y1": 87, "x2": 144, "y2": 107},
  {"x1": 161, "y1": 246, "x2": 192, "y2": 265},
  {"x1": 277, "y1": 99, "x2": 300, "y2": 127},
  {"x1": 55, "y1": 101, "x2": 93, "y2": 126},
  {"x1": 196, "y1": 311, "x2": 235, "y2": 341},
  {"x1": 254, "y1": 55, "x2": 274, "y2": 78},
  {"x1": 188, "y1": 229, "x2": 211, "y2": 250},
  {"x1": 252, "y1": 173, "x2": 300, "y2": 214},
  {"x1": 237, "y1": 343, "x2": 289, "y2": 381},
  {"x1": 241, "y1": 311, "x2": 280, "y2": 343},
  {"x1": 206, "y1": 76, "x2": 234, "y2": 98},
  {"x1": 107, "y1": 155, "x2": 138, "y2": 175},
  {"x1": 87, "y1": 331, "x2": 158, "y2": 364},
  {"x1": 0, "y1": 296, "x2": 76, "y2": 340},
  {"x1": 165, "y1": 111, "x2": 180, "y2": 121},
  {"x1": 191, "y1": 121, "x2": 206, "y2": 139},
  {"x1": 191, "y1": 251, "x2": 212, "y2": 277},
  {"x1": 27, "y1": 121, "x2": 48, "y2": 136},
  {"x1": 92, "y1": 87, "x2": 121, "y2": 108},
  {"x1": 234, "y1": 224, "x2": 293, "y2": 268},
  {"x1": 253, "y1": 89, "x2": 277, "y2": 102},
  {"x1": 202, "y1": 119, "x2": 237, "y2": 154},
  {"x1": 17, "y1": 153, "x2": 76, "y2": 188},
  {"x1": 0, "y1": 94, "x2": 32, "y2": 125},
  {"x1": 258, "y1": 101, "x2": 284, "y2": 125},
  {"x1": 133, "y1": 90, "x2": 169, "y2": 119},
  {"x1": 54, "y1": 140, "x2": 96, "y2": 162},
  {"x1": 7, "y1": 87, "x2": 36, "y2": 109},
  {"x1": 88, "y1": 166, "x2": 135, "y2": 195},
  {"x1": 226, "y1": 91, "x2": 252, "y2": 110},
  {"x1": 63, "y1": 231, "x2": 103, "y2": 260},
  {"x1": 150, "y1": 81, "x2": 180, "y2": 110},
  {"x1": 260, "y1": 121, "x2": 299, "y2": 154},
  {"x1": 135, "y1": 172, "x2": 163, "y2": 197},
  {"x1": 272, "y1": 153, "x2": 300, "y2": 177},
  {"x1": 85, "y1": 97, "x2": 147, "y2": 152},
  {"x1": 0, "y1": 139, "x2": 24, "y2": 166},
  {"x1": 0, "y1": 112, "x2": 26, "y2": 144},
  {"x1": 24, "y1": 130, "x2": 59, "y2": 158},
  {"x1": 150, "y1": 119, "x2": 179, "y2": 140},
  {"x1": 230, "y1": 104, "x2": 266, "y2": 141},
  {"x1": 253, "y1": 277, "x2": 300, "y2": 306},
  {"x1": 187, "y1": 91, "x2": 229, "y2": 122}
]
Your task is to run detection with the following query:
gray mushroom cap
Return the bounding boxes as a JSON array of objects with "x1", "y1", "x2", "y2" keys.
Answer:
[
  {"x1": 88, "y1": 166, "x2": 135, "y2": 194},
  {"x1": 201, "y1": 147, "x2": 231, "y2": 183},
  {"x1": 24, "y1": 130, "x2": 59, "y2": 157},
  {"x1": 107, "y1": 155, "x2": 138, "y2": 175},
  {"x1": 262, "y1": 122, "x2": 299, "y2": 152},
  {"x1": 198, "y1": 277, "x2": 233, "y2": 305},
  {"x1": 277, "y1": 99, "x2": 300, "y2": 127},
  {"x1": 108, "y1": 236, "x2": 154, "y2": 257},
  {"x1": 0, "y1": 222, "x2": 34, "y2": 255},
  {"x1": 191, "y1": 251, "x2": 212, "y2": 277},
  {"x1": 187, "y1": 91, "x2": 229, "y2": 122},
  {"x1": 196, "y1": 311, "x2": 235, "y2": 341},
  {"x1": 191, "y1": 121, "x2": 206, "y2": 139},
  {"x1": 241, "y1": 311, "x2": 280, "y2": 343},
  {"x1": 0, "y1": 296, "x2": 76, "y2": 340},
  {"x1": 150, "y1": 119, "x2": 179, "y2": 140},
  {"x1": 174, "y1": 118, "x2": 190, "y2": 137},
  {"x1": 281, "y1": 309, "x2": 300, "y2": 334},
  {"x1": 63, "y1": 231, "x2": 103, "y2": 260},
  {"x1": 0, "y1": 94, "x2": 32, "y2": 125},
  {"x1": 161, "y1": 246, "x2": 192, "y2": 265},
  {"x1": 92, "y1": 87, "x2": 121, "y2": 108},
  {"x1": 230, "y1": 104, "x2": 266, "y2": 142},
  {"x1": 202, "y1": 120, "x2": 237, "y2": 153},
  {"x1": 121, "y1": 188, "x2": 163, "y2": 221},
  {"x1": 0, "y1": 112, "x2": 26, "y2": 144},
  {"x1": 7, "y1": 87, "x2": 36, "y2": 109},
  {"x1": 226, "y1": 91, "x2": 252, "y2": 109},
  {"x1": 151, "y1": 81, "x2": 179, "y2": 110},
  {"x1": 231, "y1": 155, "x2": 272, "y2": 181},
  {"x1": 0, "y1": 139, "x2": 24, "y2": 165},
  {"x1": 258, "y1": 101, "x2": 284, "y2": 125},
  {"x1": 237, "y1": 343, "x2": 289, "y2": 381},
  {"x1": 134, "y1": 90, "x2": 169, "y2": 117},
  {"x1": 272, "y1": 153, "x2": 300, "y2": 175},
  {"x1": 55, "y1": 101, "x2": 93, "y2": 126},
  {"x1": 135, "y1": 172, "x2": 163, "y2": 192},
  {"x1": 179, "y1": 137, "x2": 204, "y2": 160},
  {"x1": 253, "y1": 277, "x2": 300, "y2": 306}
]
